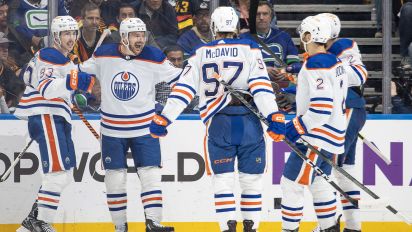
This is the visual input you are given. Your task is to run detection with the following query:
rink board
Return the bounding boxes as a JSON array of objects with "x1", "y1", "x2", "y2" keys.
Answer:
[{"x1": 0, "y1": 114, "x2": 411, "y2": 232}]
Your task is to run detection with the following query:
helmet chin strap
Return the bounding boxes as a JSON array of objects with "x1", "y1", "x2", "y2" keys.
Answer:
[
  {"x1": 121, "y1": 36, "x2": 136, "y2": 56},
  {"x1": 300, "y1": 33, "x2": 312, "y2": 52}
]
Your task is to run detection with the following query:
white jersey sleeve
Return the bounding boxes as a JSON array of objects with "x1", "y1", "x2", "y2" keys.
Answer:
[
  {"x1": 155, "y1": 58, "x2": 183, "y2": 86},
  {"x1": 79, "y1": 54, "x2": 99, "y2": 79},
  {"x1": 328, "y1": 38, "x2": 368, "y2": 87},
  {"x1": 15, "y1": 48, "x2": 76, "y2": 122},
  {"x1": 162, "y1": 58, "x2": 199, "y2": 121},
  {"x1": 29, "y1": 50, "x2": 73, "y2": 100},
  {"x1": 248, "y1": 46, "x2": 278, "y2": 117}
]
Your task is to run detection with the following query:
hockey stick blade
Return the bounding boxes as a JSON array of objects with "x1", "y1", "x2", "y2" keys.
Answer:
[
  {"x1": 358, "y1": 133, "x2": 391, "y2": 165},
  {"x1": 299, "y1": 138, "x2": 411, "y2": 225}
]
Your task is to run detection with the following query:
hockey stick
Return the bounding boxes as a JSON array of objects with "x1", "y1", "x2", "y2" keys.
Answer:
[
  {"x1": 299, "y1": 138, "x2": 411, "y2": 225},
  {"x1": 94, "y1": 29, "x2": 111, "y2": 53},
  {"x1": 358, "y1": 133, "x2": 391, "y2": 164},
  {"x1": 71, "y1": 104, "x2": 100, "y2": 140},
  {"x1": 0, "y1": 139, "x2": 34, "y2": 182},
  {"x1": 212, "y1": 73, "x2": 359, "y2": 208}
]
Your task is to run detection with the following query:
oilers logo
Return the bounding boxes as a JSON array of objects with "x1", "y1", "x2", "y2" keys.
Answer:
[{"x1": 111, "y1": 71, "x2": 139, "y2": 101}]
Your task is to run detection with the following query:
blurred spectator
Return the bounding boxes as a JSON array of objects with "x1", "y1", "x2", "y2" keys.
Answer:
[
  {"x1": 0, "y1": 1, "x2": 24, "y2": 71},
  {"x1": 110, "y1": 3, "x2": 159, "y2": 48},
  {"x1": 69, "y1": 0, "x2": 104, "y2": 20},
  {"x1": 10, "y1": 0, "x2": 68, "y2": 51},
  {"x1": 0, "y1": 32, "x2": 20, "y2": 75},
  {"x1": 240, "y1": 1, "x2": 300, "y2": 85},
  {"x1": 399, "y1": 0, "x2": 412, "y2": 69},
  {"x1": 177, "y1": 0, "x2": 212, "y2": 57},
  {"x1": 136, "y1": 0, "x2": 179, "y2": 50},
  {"x1": 72, "y1": 3, "x2": 112, "y2": 62},
  {"x1": 174, "y1": 0, "x2": 195, "y2": 34},
  {"x1": 0, "y1": 36, "x2": 25, "y2": 109},
  {"x1": 164, "y1": 45, "x2": 184, "y2": 68}
]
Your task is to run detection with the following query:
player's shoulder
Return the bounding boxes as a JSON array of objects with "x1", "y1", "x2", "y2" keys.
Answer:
[
  {"x1": 306, "y1": 53, "x2": 339, "y2": 70},
  {"x1": 136, "y1": 45, "x2": 166, "y2": 63},
  {"x1": 328, "y1": 38, "x2": 356, "y2": 56},
  {"x1": 94, "y1": 43, "x2": 121, "y2": 57},
  {"x1": 38, "y1": 47, "x2": 70, "y2": 65}
]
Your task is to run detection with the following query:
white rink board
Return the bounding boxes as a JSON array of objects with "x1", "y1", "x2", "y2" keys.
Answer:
[{"x1": 0, "y1": 116, "x2": 411, "y2": 224}]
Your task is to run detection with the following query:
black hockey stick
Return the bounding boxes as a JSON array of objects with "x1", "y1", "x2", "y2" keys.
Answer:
[
  {"x1": 212, "y1": 73, "x2": 359, "y2": 208},
  {"x1": 0, "y1": 138, "x2": 34, "y2": 182},
  {"x1": 299, "y1": 138, "x2": 412, "y2": 225}
]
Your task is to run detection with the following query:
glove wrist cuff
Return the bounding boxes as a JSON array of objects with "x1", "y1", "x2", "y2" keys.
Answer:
[
  {"x1": 292, "y1": 116, "x2": 307, "y2": 135},
  {"x1": 268, "y1": 111, "x2": 285, "y2": 123},
  {"x1": 153, "y1": 114, "x2": 171, "y2": 126}
]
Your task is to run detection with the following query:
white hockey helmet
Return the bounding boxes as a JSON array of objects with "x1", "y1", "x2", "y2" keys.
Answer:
[
  {"x1": 120, "y1": 18, "x2": 147, "y2": 45},
  {"x1": 297, "y1": 16, "x2": 331, "y2": 45},
  {"x1": 51, "y1": 16, "x2": 79, "y2": 45},
  {"x1": 316, "y1": 13, "x2": 341, "y2": 39},
  {"x1": 210, "y1": 7, "x2": 239, "y2": 37}
]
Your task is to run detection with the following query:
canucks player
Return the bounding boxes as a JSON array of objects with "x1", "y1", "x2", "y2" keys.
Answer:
[
  {"x1": 79, "y1": 18, "x2": 181, "y2": 232},
  {"x1": 150, "y1": 7, "x2": 285, "y2": 232},
  {"x1": 15, "y1": 15, "x2": 95, "y2": 232}
]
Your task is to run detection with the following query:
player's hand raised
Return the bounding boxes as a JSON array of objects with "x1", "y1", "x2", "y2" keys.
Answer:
[
  {"x1": 266, "y1": 112, "x2": 285, "y2": 142},
  {"x1": 150, "y1": 114, "x2": 171, "y2": 138},
  {"x1": 285, "y1": 116, "x2": 307, "y2": 143},
  {"x1": 66, "y1": 70, "x2": 95, "y2": 93}
]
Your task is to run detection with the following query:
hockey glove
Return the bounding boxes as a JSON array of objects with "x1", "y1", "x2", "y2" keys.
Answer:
[
  {"x1": 285, "y1": 116, "x2": 307, "y2": 143},
  {"x1": 150, "y1": 114, "x2": 171, "y2": 138},
  {"x1": 66, "y1": 70, "x2": 95, "y2": 93},
  {"x1": 266, "y1": 112, "x2": 286, "y2": 142}
]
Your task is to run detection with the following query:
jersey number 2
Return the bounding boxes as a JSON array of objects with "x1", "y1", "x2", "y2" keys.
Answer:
[{"x1": 202, "y1": 61, "x2": 243, "y2": 97}]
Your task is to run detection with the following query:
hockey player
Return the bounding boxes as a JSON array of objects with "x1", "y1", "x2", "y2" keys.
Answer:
[
  {"x1": 79, "y1": 18, "x2": 181, "y2": 232},
  {"x1": 314, "y1": 13, "x2": 368, "y2": 232},
  {"x1": 280, "y1": 16, "x2": 348, "y2": 232},
  {"x1": 149, "y1": 7, "x2": 285, "y2": 232},
  {"x1": 15, "y1": 16, "x2": 95, "y2": 232}
]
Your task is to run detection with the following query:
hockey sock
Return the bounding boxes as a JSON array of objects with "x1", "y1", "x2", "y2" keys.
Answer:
[
  {"x1": 335, "y1": 165, "x2": 361, "y2": 230},
  {"x1": 213, "y1": 172, "x2": 236, "y2": 231},
  {"x1": 239, "y1": 172, "x2": 263, "y2": 229},
  {"x1": 105, "y1": 169, "x2": 127, "y2": 227},
  {"x1": 37, "y1": 170, "x2": 72, "y2": 223},
  {"x1": 280, "y1": 176, "x2": 304, "y2": 230},
  {"x1": 138, "y1": 166, "x2": 163, "y2": 223},
  {"x1": 310, "y1": 176, "x2": 337, "y2": 230}
]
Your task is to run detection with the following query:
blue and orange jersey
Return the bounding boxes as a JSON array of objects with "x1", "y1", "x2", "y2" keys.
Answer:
[
  {"x1": 161, "y1": 38, "x2": 279, "y2": 124},
  {"x1": 328, "y1": 38, "x2": 368, "y2": 108},
  {"x1": 79, "y1": 43, "x2": 182, "y2": 138},
  {"x1": 296, "y1": 53, "x2": 348, "y2": 154},
  {"x1": 15, "y1": 47, "x2": 76, "y2": 123}
]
